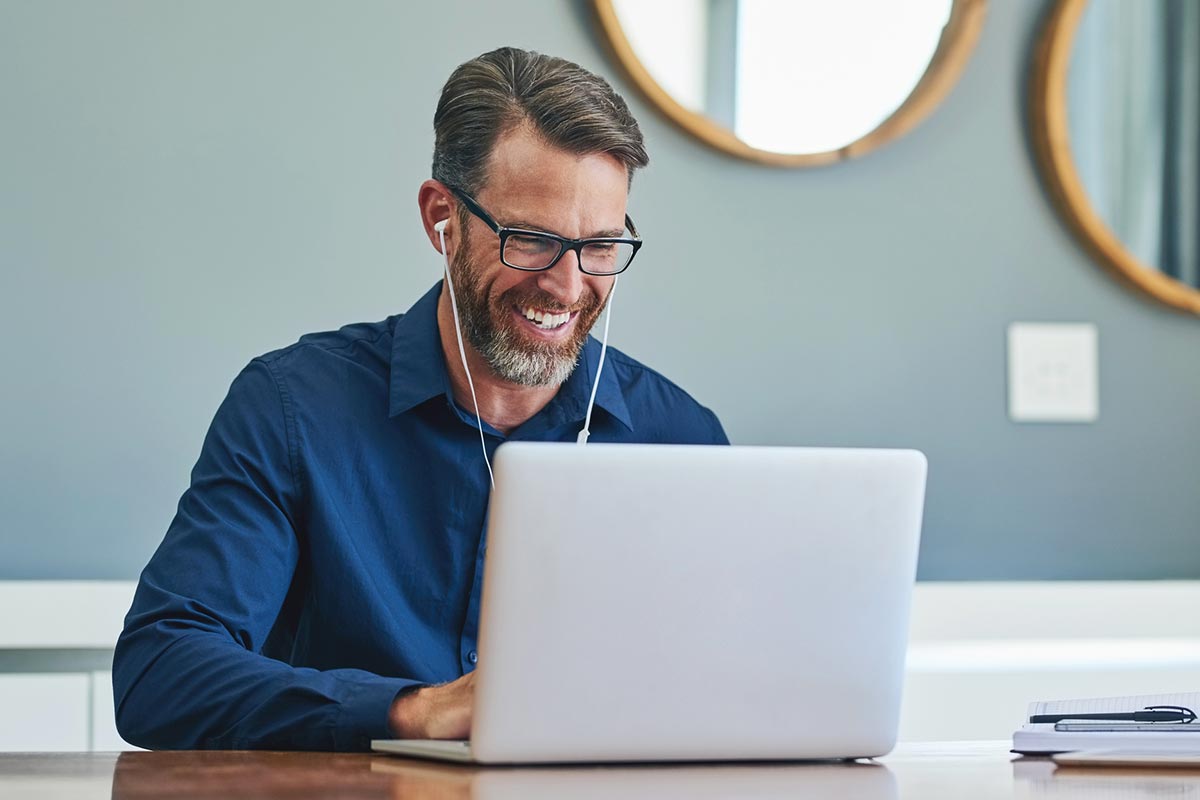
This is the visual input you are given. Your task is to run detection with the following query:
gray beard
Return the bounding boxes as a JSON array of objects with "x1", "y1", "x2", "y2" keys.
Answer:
[
  {"x1": 449, "y1": 248, "x2": 595, "y2": 388},
  {"x1": 473, "y1": 322, "x2": 580, "y2": 387}
]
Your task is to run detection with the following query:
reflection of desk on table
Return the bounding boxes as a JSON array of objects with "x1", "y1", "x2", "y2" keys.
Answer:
[{"x1": 3, "y1": 742, "x2": 1200, "y2": 799}]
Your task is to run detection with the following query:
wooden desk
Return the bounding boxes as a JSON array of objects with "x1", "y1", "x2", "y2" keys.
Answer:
[{"x1": 3, "y1": 742, "x2": 1199, "y2": 799}]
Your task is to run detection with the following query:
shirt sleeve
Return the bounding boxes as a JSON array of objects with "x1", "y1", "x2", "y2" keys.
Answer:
[
  {"x1": 113, "y1": 359, "x2": 420, "y2": 751},
  {"x1": 704, "y1": 406, "x2": 730, "y2": 445}
]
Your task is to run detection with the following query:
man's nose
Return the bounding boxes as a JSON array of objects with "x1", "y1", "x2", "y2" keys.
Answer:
[{"x1": 536, "y1": 248, "x2": 584, "y2": 306}]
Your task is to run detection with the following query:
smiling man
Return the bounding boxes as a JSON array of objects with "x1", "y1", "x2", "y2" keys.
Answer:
[{"x1": 113, "y1": 47, "x2": 727, "y2": 751}]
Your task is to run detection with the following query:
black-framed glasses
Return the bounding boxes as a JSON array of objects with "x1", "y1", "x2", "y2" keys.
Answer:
[{"x1": 449, "y1": 187, "x2": 642, "y2": 276}]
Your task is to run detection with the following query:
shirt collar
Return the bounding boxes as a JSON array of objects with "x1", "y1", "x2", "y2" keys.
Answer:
[
  {"x1": 540, "y1": 333, "x2": 633, "y2": 434},
  {"x1": 388, "y1": 282, "x2": 633, "y2": 432},
  {"x1": 388, "y1": 283, "x2": 453, "y2": 418}
]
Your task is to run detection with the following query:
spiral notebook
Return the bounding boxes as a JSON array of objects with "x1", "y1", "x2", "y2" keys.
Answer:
[{"x1": 1012, "y1": 692, "x2": 1200, "y2": 755}]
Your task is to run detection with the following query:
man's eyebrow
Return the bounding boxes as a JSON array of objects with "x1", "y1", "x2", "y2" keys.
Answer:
[{"x1": 503, "y1": 219, "x2": 627, "y2": 239}]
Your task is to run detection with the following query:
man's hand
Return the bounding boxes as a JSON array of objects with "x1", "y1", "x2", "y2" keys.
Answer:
[{"x1": 388, "y1": 671, "x2": 475, "y2": 740}]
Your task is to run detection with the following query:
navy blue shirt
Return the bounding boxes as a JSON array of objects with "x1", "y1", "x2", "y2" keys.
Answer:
[{"x1": 113, "y1": 282, "x2": 727, "y2": 751}]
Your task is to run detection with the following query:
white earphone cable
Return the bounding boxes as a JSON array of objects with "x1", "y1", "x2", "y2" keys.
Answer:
[
  {"x1": 577, "y1": 273, "x2": 617, "y2": 445},
  {"x1": 439, "y1": 225, "x2": 495, "y2": 490}
]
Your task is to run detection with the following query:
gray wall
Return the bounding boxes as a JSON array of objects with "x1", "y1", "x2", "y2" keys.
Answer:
[{"x1": 2, "y1": 1, "x2": 1198, "y2": 581}]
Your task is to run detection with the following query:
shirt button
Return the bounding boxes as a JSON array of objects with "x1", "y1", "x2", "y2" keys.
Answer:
[{"x1": 467, "y1": 650, "x2": 478, "y2": 664}]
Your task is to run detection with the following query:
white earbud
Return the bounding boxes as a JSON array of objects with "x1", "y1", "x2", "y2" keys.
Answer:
[{"x1": 433, "y1": 218, "x2": 449, "y2": 233}]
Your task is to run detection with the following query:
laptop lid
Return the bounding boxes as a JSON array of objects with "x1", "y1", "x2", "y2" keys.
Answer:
[{"x1": 468, "y1": 443, "x2": 927, "y2": 764}]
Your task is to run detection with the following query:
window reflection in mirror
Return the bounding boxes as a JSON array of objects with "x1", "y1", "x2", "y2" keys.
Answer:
[
  {"x1": 609, "y1": 0, "x2": 955, "y2": 156},
  {"x1": 1030, "y1": 0, "x2": 1200, "y2": 314},
  {"x1": 1066, "y1": 0, "x2": 1200, "y2": 289}
]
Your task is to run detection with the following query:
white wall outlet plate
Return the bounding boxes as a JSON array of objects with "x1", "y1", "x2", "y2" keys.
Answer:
[{"x1": 1007, "y1": 322, "x2": 1099, "y2": 423}]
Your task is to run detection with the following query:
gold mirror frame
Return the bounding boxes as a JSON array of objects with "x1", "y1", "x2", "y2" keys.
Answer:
[
  {"x1": 591, "y1": 0, "x2": 988, "y2": 168},
  {"x1": 1031, "y1": 0, "x2": 1200, "y2": 315}
]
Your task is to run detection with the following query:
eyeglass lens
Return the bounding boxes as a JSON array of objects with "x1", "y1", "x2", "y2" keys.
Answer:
[{"x1": 504, "y1": 234, "x2": 635, "y2": 275}]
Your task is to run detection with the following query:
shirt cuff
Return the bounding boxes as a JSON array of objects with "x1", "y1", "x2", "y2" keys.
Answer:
[{"x1": 334, "y1": 676, "x2": 424, "y2": 751}]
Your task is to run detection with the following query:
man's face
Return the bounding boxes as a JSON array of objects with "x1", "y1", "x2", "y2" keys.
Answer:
[{"x1": 448, "y1": 125, "x2": 630, "y2": 387}]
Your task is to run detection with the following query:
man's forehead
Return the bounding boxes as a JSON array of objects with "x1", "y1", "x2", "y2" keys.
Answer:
[
  {"x1": 479, "y1": 190, "x2": 628, "y2": 237},
  {"x1": 477, "y1": 129, "x2": 629, "y2": 234}
]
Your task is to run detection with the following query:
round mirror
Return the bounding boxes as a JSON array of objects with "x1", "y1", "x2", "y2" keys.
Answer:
[
  {"x1": 592, "y1": 0, "x2": 987, "y2": 167},
  {"x1": 1032, "y1": 0, "x2": 1200, "y2": 315}
]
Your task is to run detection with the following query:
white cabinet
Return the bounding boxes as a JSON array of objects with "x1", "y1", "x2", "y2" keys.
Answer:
[
  {"x1": 0, "y1": 581, "x2": 138, "y2": 752},
  {"x1": 0, "y1": 674, "x2": 90, "y2": 751},
  {"x1": 90, "y1": 671, "x2": 133, "y2": 751}
]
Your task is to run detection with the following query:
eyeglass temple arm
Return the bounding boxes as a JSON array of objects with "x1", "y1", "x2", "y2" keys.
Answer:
[{"x1": 448, "y1": 187, "x2": 502, "y2": 233}]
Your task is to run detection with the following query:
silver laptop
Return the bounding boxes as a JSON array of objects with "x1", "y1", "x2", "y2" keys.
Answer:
[{"x1": 373, "y1": 443, "x2": 927, "y2": 764}]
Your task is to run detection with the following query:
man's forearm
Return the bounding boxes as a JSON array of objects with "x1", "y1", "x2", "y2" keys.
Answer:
[{"x1": 114, "y1": 623, "x2": 418, "y2": 751}]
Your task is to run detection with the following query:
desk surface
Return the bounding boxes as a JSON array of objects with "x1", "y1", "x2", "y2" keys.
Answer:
[{"x1": 4, "y1": 741, "x2": 1199, "y2": 799}]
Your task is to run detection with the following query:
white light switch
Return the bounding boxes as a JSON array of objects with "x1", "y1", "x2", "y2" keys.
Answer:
[{"x1": 1007, "y1": 323, "x2": 1098, "y2": 423}]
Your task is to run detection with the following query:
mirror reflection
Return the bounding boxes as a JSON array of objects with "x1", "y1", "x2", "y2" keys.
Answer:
[
  {"x1": 1066, "y1": 0, "x2": 1200, "y2": 289},
  {"x1": 604, "y1": 0, "x2": 965, "y2": 160}
]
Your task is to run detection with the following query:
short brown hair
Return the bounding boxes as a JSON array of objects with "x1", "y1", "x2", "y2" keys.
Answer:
[{"x1": 432, "y1": 47, "x2": 648, "y2": 196}]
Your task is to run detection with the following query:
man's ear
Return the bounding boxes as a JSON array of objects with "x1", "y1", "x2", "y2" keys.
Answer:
[{"x1": 418, "y1": 180, "x2": 456, "y2": 253}]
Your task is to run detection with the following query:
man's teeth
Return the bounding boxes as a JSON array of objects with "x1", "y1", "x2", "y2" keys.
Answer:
[{"x1": 521, "y1": 307, "x2": 571, "y2": 329}]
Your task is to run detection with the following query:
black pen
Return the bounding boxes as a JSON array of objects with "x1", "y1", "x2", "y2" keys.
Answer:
[{"x1": 1030, "y1": 705, "x2": 1197, "y2": 724}]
